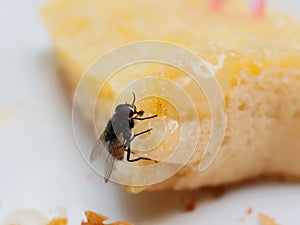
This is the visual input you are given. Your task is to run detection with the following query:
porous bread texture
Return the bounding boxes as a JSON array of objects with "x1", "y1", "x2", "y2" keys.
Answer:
[
  {"x1": 42, "y1": 0, "x2": 300, "y2": 193},
  {"x1": 135, "y1": 66, "x2": 300, "y2": 192}
]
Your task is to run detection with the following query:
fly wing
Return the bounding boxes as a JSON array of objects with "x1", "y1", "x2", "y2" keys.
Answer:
[
  {"x1": 90, "y1": 132, "x2": 107, "y2": 162},
  {"x1": 104, "y1": 151, "x2": 115, "y2": 183},
  {"x1": 91, "y1": 129, "x2": 124, "y2": 183},
  {"x1": 104, "y1": 139, "x2": 120, "y2": 183}
]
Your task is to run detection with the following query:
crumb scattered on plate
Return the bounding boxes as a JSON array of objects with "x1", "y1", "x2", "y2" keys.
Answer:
[
  {"x1": 47, "y1": 211, "x2": 134, "y2": 225},
  {"x1": 2, "y1": 209, "x2": 48, "y2": 225},
  {"x1": 259, "y1": 213, "x2": 280, "y2": 225},
  {"x1": 81, "y1": 211, "x2": 134, "y2": 225},
  {"x1": 184, "y1": 198, "x2": 196, "y2": 212},
  {"x1": 247, "y1": 207, "x2": 253, "y2": 215},
  {"x1": 47, "y1": 218, "x2": 68, "y2": 225},
  {"x1": 2, "y1": 209, "x2": 134, "y2": 225}
]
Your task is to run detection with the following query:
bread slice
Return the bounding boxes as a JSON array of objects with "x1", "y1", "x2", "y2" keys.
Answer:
[{"x1": 42, "y1": 0, "x2": 300, "y2": 193}]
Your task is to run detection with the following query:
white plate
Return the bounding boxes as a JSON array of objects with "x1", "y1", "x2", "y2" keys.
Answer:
[{"x1": 0, "y1": 0, "x2": 300, "y2": 224}]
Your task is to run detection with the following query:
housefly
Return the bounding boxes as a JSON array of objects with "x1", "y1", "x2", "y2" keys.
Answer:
[{"x1": 90, "y1": 93, "x2": 158, "y2": 183}]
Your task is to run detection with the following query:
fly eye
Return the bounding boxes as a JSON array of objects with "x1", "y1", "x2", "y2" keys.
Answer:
[{"x1": 129, "y1": 109, "x2": 134, "y2": 117}]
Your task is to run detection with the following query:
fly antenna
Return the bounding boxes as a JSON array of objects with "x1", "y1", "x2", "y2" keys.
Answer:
[{"x1": 131, "y1": 92, "x2": 136, "y2": 107}]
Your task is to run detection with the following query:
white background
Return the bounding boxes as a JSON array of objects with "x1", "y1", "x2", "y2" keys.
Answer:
[{"x1": 0, "y1": 0, "x2": 300, "y2": 224}]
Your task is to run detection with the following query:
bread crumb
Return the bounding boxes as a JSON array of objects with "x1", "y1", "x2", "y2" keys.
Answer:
[
  {"x1": 259, "y1": 213, "x2": 280, "y2": 225},
  {"x1": 247, "y1": 207, "x2": 252, "y2": 215},
  {"x1": 238, "y1": 207, "x2": 253, "y2": 222},
  {"x1": 184, "y1": 198, "x2": 196, "y2": 212},
  {"x1": 46, "y1": 211, "x2": 133, "y2": 225},
  {"x1": 82, "y1": 211, "x2": 134, "y2": 225},
  {"x1": 47, "y1": 218, "x2": 68, "y2": 225}
]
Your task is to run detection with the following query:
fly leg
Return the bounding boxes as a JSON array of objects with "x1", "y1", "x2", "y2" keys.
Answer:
[
  {"x1": 133, "y1": 114, "x2": 157, "y2": 121},
  {"x1": 126, "y1": 144, "x2": 156, "y2": 162},
  {"x1": 130, "y1": 128, "x2": 152, "y2": 142},
  {"x1": 124, "y1": 149, "x2": 135, "y2": 154},
  {"x1": 125, "y1": 129, "x2": 157, "y2": 162}
]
